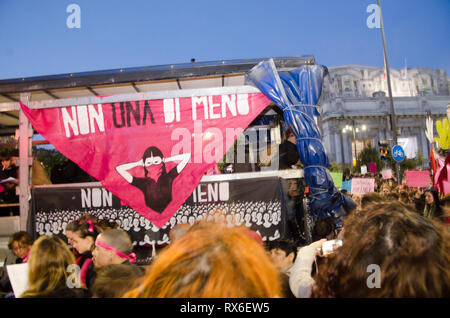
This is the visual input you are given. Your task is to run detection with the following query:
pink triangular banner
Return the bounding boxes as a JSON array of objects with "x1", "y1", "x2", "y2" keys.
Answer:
[{"x1": 21, "y1": 93, "x2": 271, "y2": 227}]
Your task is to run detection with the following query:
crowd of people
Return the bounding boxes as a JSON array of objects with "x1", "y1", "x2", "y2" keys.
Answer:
[
  {"x1": 344, "y1": 177, "x2": 450, "y2": 225},
  {"x1": 0, "y1": 140, "x2": 449, "y2": 298},
  {"x1": 0, "y1": 184, "x2": 448, "y2": 298}
]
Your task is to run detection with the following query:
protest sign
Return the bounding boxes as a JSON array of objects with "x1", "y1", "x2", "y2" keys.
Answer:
[
  {"x1": 7, "y1": 263, "x2": 29, "y2": 297},
  {"x1": 32, "y1": 177, "x2": 287, "y2": 245},
  {"x1": 341, "y1": 180, "x2": 352, "y2": 193},
  {"x1": 382, "y1": 169, "x2": 392, "y2": 179},
  {"x1": 442, "y1": 181, "x2": 450, "y2": 195},
  {"x1": 350, "y1": 178, "x2": 375, "y2": 194},
  {"x1": 361, "y1": 165, "x2": 367, "y2": 175},
  {"x1": 330, "y1": 172, "x2": 343, "y2": 189},
  {"x1": 368, "y1": 162, "x2": 377, "y2": 174},
  {"x1": 405, "y1": 170, "x2": 431, "y2": 188}
]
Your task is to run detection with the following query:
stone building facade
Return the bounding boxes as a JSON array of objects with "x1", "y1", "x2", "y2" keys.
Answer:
[{"x1": 320, "y1": 65, "x2": 450, "y2": 166}]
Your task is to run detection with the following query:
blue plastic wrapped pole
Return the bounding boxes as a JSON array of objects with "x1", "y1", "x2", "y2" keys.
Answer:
[{"x1": 246, "y1": 59, "x2": 356, "y2": 226}]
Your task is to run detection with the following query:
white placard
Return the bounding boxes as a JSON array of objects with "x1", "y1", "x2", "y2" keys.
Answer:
[
  {"x1": 361, "y1": 165, "x2": 368, "y2": 175},
  {"x1": 6, "y1": 263, "x2": 29, "y2": 297}
]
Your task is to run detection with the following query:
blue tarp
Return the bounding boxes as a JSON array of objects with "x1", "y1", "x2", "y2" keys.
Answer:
[{"x1": 246, "y1": 59, "x2": 356, "y2": 225}]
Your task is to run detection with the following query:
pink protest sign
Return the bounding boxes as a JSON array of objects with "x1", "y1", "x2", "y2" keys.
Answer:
[
  {"x1": 368, "y1": 162, "x2": 377, "y2": 174},
  {"x1": 350, "y1": 178, "x2": 375, "y2": 194},
  {"x1": 405, "y1": 170, "x2": 431, "y2": 188},
  {"x1": 382, "y1": 169, "x2": 392, "y2": 179},
  {"x1": 442, "y1": 181, "x2": 450, "y2": 195}
]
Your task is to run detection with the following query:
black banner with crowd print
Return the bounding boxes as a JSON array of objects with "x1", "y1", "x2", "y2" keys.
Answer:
[{"x1": 29, "y1": 177, "x2": 288, "y2": 247}]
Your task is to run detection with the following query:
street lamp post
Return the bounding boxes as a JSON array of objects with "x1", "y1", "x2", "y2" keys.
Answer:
[{"x1": 378, "y1": 0, "x2": 401, "y2": 184}]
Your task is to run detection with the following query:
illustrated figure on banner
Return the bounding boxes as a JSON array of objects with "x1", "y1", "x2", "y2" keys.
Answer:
[{"x1": 116, "y1": 146, "x2": 191, "y2": 213}]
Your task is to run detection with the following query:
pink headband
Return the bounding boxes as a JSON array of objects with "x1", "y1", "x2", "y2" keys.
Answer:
[
  {"x1": 22, "y1": 248, "x2": 30, "y2": 263},
  {"x1": 95, "y1": 239, "x2": 136, "y2": 263},
  {"x1": 86, "y1": 219, "x2": 94, "y2": 232}
]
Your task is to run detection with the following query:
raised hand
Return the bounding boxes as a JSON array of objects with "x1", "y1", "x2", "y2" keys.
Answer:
[
  {"x1": 425, "y1": 117, "x2": 434, "y2": 145},
  {"x1": 434, "y1": 118, "x2": 450, "y2": 150}
]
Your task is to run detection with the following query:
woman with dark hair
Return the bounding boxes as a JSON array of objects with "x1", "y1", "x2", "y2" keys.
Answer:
[
  {"x1": 360, "y1": 192, "x2": 384, "y2": 209},
  {"x1": 311, "y1": 201, "x2": 450, "y2": 297},
  {"x1": 116, "y1": 147, "x2": 190, "y2": 213},
  {"x1": 91, "y1": 264, "x2": 144, "y2": 298},
  {"x1": 312, "y1": 217, "x2": 337, "y2": 241},
  {"x1": 65, "y1": 219, "x2": 80, "y2": 256},
  {"x1": 423, "y1": 188, "x2": 443, "y2": 220},
  {"x1": 0, "y1": 231, "x2": 34, "y2": 293},
  {"x1": 7, "y1": 231, "x2": 33, "y2": 263},
  {"x1": 279, "y1": 128, "x2": 302, "y2": 170},
  {"x1": 70, "y1": 215, "x2": 103, "y2": 290}
]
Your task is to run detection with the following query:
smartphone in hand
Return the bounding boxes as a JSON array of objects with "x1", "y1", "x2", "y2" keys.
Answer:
[{"x1": 318, "y1": 239, "x2": 342, "y2": 256}]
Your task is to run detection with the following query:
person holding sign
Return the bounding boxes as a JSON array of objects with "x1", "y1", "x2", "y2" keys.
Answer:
[{"x1": 116, "y1": 146, "x2": 190, "y2": 213}]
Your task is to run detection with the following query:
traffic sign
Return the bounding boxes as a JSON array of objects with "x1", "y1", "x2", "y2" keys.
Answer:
[{"x1": 392, "y1": 145, "x2": 405, "y2": 162}]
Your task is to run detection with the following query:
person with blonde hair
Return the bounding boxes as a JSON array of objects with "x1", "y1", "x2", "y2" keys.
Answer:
[
  {"x1": 123, "y1": 221, "x2": 282, "y2": 298},
  {"x1": 379, "y1": 183, "x2": 391, "y2": 197},
  {"x1": 20, "y1": 236, "x2": 88, "y2": 298}
]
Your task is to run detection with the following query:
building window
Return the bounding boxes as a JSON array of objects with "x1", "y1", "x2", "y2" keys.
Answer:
[{"x1": 344, "y1": 80, "x2": 351, "y2": 91}]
